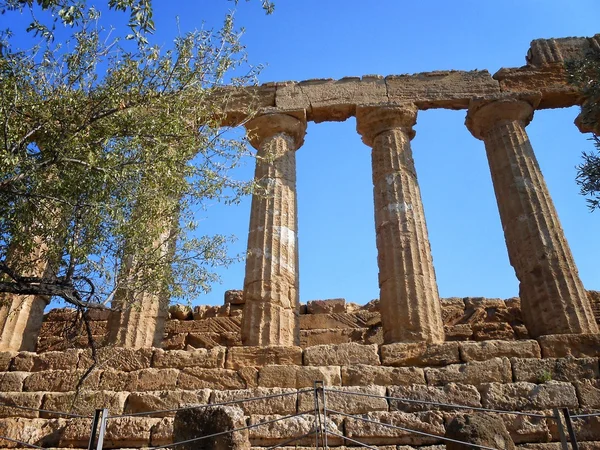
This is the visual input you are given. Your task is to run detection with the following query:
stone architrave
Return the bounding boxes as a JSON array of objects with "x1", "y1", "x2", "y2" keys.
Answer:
[
  {"x1": 108, "y1": 224, "x2": 176, "y2": 349},
  {"x1": 356, "y1": 103, "x2": 444, "y2": 344},
  {"x1": 241, "y1": 111, "x2": 307, "y2": 346},
  {"x1": 466, "y1": 98, "x2": 598, "y2": 337},
  {"x1": 0, "y1": 241, "x2": 51, "y2": 352}
]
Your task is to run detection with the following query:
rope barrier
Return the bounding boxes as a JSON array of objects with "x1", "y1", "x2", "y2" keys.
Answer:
[
  {"x1": 147, "y1": 410, "x2": 315, "y2": 450},
  {"x1": 108, "y1": 388, "x2": 313, "y2": 418},
  {"x1": 327, "y1": 408, "x2": 500, "y2": 450},
  {"x1": 0, "y1": 434, "x2": 46, "y2": 449},
  {"x1": 0, "y1": 401, "x2": 92, "y2": 419},
  {"x1": 326, "y1": 429, "x2": 379, "y2": 450},
  {"x1": 571, "y1": 411, "x2": 600, "y2": 418},
  {"x1": 324, "y1": 387, "x2": 553, "y2": 419},
  {"x1": 264, "y1": 428, "x2": 317, "y2": 450}
]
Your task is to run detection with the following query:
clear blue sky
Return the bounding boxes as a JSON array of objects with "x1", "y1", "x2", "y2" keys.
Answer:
[
  {"x1": 162, "y1": 0, "x2": 600, "y2": 307},
  {"x1": 13, "y1": 1, "x2": 598, "y2": 308}
]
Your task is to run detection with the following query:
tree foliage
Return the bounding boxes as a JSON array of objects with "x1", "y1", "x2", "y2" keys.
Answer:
[
  {"x1": 567, "y1": 48, "x2": 600, "y2": 212},
  {"x1": 0, "y1": 2, "x2": 267, "y2": 313}
]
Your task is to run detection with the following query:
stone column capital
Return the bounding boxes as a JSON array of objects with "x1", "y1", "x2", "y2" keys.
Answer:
[
  {"x1": 245, "y1": 111, "x2": 307, "y2": 150},
  {"x1": 466, "y1": 98, "x2": 535, "y2": 140},
  {"x1": 356, "y1": 103, "x2": 417, "y2": 147}
]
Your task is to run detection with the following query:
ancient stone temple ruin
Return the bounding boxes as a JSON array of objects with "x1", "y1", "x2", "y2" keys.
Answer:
[{"x1": 1, "y1": 34, "x2": 600, "y2": 450}]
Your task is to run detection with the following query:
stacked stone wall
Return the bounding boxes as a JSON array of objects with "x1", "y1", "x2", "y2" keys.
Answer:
[
  {"x1": 0, "y1": 297, "x2": 598, "y2": 449},
  {"x1": 1, "y1": 326, "x2": 600, "y2": 448},
  {"x1": 36, "y1": 292, "x2": 600, "y2": 353}
]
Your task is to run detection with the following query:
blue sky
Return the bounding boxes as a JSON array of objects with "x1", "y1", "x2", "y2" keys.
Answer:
[
  {"x1": 11, "y1": 1, "x2": 599, "y2": 307},
  {"x1": 169, "y1": 1, "x2": 599, "y2": 307}
]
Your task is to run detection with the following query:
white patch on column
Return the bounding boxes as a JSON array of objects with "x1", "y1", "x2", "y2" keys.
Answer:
[
  {"x1": 273, "y1": 226, "x2": 296, "y2": 249},
  {"x1": 387, "y1": 202, "x2": 412, "y2": 213}
]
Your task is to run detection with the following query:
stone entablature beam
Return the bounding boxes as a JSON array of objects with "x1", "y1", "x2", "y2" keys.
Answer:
[
  {"x1": 241, "y1": 111, "x2": 307, "y2": 347},
  {"x1": 466, "y1": 98, "x2": 598, "y2": 337},
  {"x1": 356, "y1": 103, "x2": 444, "y2": 344}
]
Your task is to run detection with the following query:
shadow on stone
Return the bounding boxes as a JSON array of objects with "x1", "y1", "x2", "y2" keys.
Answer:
[{"x1": 173, "y1": 405, "x2": 249, "y2": 450}]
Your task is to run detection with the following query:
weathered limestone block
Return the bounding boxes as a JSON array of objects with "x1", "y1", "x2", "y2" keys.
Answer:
[
  {"x1": 169, "y1": 304, "x2": 192, "y2": 320},
  {"x1": 136, "y1": 368, "x2": 179, "y2": 391},
  {"x1": 494, "y1": 66, "x2": 578, "y2": 109},
  {"x1": 0, "y1": 372, "x2": 28, "y2": 391},
  {"x1": 258, "y1": 365, "x2": 341, "y2": 388},
  {"x1": 187, "y1": 331, "x2": 241, "y2": 349},
  {"x1": 299, "y1": 313, "x2": 372, "y2": 330},
  {"x1": 445, "y1": 413, "x2": 515, "y2": 450},
  {"x1": 22, "y1": 370, "x2": 100, "y2": 392},
  {"x1": 211, "y1": 388, "x2": 297, "y2": 415},
  {"x1": 385, "y1": 70, "x2": 501, "y2": 109},
  {"x1": 298, "y1": 385, "x2": 388, "y2": 414},
  {"x1": 357, "y1": 103, "x2": 444, "y2": 344},
  {"x1": 150, "y1": 416, "x2": 174, "y2": 446},
  {"x1": 152, "y1": 347, "x2": 226, "y2": 369},
  {"x1": 125, "y1": 390, "x2": 212, "y2": 417},
  {"x1": 303, "y1": 343, "x2": 380, "y2": 366},
  {"x1": 166, "y1": 317, "x2": 241, "y2": 334},
  {"x1": 537, "y1": 334, "x2": 600, "y2": 358},
  {"x1": 103, "y1": 417, "x2": 160, "y2": 449},
  {"x1": 445, "y1": 324, "x2": 474, "y2": 341},
  {"x1": 498, "y1": 413, "x2": 552, "y2": 444},
  {"x1": 300, "y1": 328, "x2": 366, "y2": 347},
  {"x1": 0, "y1": 353, "x2": 14, "y2": 372},
  {"x1": 479, "y1": 382, "x2": 579, "y2": 410},
  {"x1": 98, "y1": 370, "x2": 138, "y2": 391},
  {"x1": 60, "y1": 417, "x2": 98, "y2": 447},
  {"x1": 473, "y1": 322, "x2": 516, "y2": 341},
  {"x1": 248, "y1": 413, "x2": 342, "y2": 446},
  {"x1": 575, "y1": 379, "x2": 600, "y2": 409},
  {"x1": 551, "y1": 415, "x2": 600, "y2": 442},
  {"x1": 178, "y1": 368, "x2": 249, "y2": 390},
  {"x1": 42, "y1": 391, "x2": 128, "y2": 417},
  {"x1": 0, "y1": 393, "x2": 43, "y2": 418},
  {"x1": 241, "y1": 112, "x2": 306, "y2": 347},
  {"x1": 341, "y1": 365, "x2": 425, "y2": 386},
  {"x1": 511, "y1": 357, "x2": 599, "y2": 383},
  {"x1": 388, "y1": 384, "x2": 481, "y2": 412},
  {"x1": 344, "y1": 410, "x2": 446, "y2": 446},
  {"x1": 225, "y1": 290, "x2": 245, "y2": 305},
  {"x1": 277, "y1": 77, "x2": 388, "y2": 123},
  {"x1": 238, "y1": 367, "x2": 259, "y2": 389},
  {"x1": 466, "y1": 98, "x2": 598, "y2": 338},
  {"x1": 10, "y1": 349, "x2": 81, "y2": 372},
  {"x1": 460, "y1": 340, "x2": 541, "y2": 362},
  {"x1": 173, "y1": 405, "x2": 249, "y2": 450},
  {"x1": 226, "y1": 346, "x2": 302, "y2": 369},
  {"x1": 441, "y1": 298, "x2": 466, "y2": 324},
  {"x1": 381, "y1": 342, "x2": 460, "y2": 367},
  {"x1": 0, "y1": 418, "x2": 65, "y2": 448},
  {"x1": 425, "y1": 357, "x2": 512, "y2": 386},
  {"x1": 79, "y1": 347, "x2": 153, "y2": 372},
  {"x1": 161, "y1": 332, "x2": 187, "y2": 350},
  {"x1": 306, "y1": 299, "x2": 346, "y2": 314}
]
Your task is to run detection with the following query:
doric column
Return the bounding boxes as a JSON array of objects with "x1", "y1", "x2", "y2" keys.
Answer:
[
  {"x1": 107, "y1": 213, "x2": 177, "y2": 348},
  {"x1": 356, "y1": 104, "x2": 444, "y2": 344},
  {"x1": 466, "y1": 98, "x2": 598, "y2": 336},
  {"x1": 0, "y1": 241, "x2": 50, "y2": 352},
  {"x1": 241, "y1": 112, "x2": 306, "y2": 346}
]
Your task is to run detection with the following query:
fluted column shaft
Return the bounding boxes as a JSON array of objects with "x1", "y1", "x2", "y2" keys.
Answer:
[
  {"x1": 108, "y1": 209, "x2": 177, "y2": 349},
  {"x1": 0, "y1": 243, "x2": 49, "y2": 351},
  {"x1": 241, "y1": 112, "x2": 306, "y2": 347},
  {"x1": 357, "y1": 104, "x2": 444, "y2": 344},
  {"x1": 467, "y1": 99, "x2": 598, "y2": 337}
]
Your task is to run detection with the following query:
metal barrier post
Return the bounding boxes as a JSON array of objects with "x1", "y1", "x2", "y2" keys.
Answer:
[
  {"x1": 321, "y1": 382, "x2": 328, "y2": 450},
  {"x1": 87, "y1": 409, "x2": 102, "y2": 450},
  {"x1": 554, "y1": 408, "x2": 570, "y2": 450},
  {"x1": 96, "y1": 408, "x2": 109, "y2": 450},
  {"x1": 562, "y1": 408, "x2": 579, "y2": 450},
  {"x1": 313, "y1": 381, "x2": 323, "y2": 450}
]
